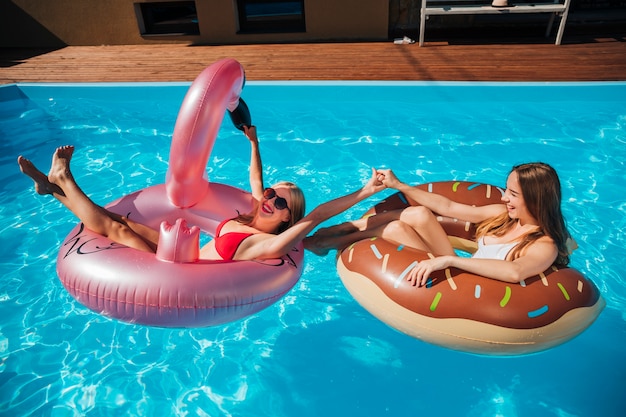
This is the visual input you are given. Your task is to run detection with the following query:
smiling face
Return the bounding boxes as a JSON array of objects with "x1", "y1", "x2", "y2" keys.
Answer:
[
  {"x1": 260, "y1": 186, "x2": 292, "y2": 224},
  {"x1": 502, "y1": 171, "x2": 535, "y2": 224},
  {"x1": 252, "y1": 182, "x2": 305, "y2": 235}
]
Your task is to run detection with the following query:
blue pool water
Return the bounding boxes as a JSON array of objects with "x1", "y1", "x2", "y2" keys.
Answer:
[{"x1": 1, "y1": 81, "x2": 625, "y2": 416}]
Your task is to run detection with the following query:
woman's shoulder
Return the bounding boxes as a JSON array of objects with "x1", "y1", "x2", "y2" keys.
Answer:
[
  {"x1": 524, "y1": 234, "x2": 557, "y2": 254},
  {"x1": 534, "y1": 234, "x2": 557, "y2": 249}
]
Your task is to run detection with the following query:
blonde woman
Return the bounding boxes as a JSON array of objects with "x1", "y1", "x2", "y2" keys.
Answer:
[{"x1": 18, "y1": 126, "x2": 386, "y2": 261}]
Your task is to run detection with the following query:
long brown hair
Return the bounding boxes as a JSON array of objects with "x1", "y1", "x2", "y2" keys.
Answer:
[
  {"x1": 235, "y1": 181, "x2": 306, "y2": 234},
  {"x1": 475, "y1": 163, "x2": 571, "y2": 266}
]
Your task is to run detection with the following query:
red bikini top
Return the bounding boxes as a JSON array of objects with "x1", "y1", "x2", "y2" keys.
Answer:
[{"x1": 214, "y1": 218, "x2": 254, "y2": 261}]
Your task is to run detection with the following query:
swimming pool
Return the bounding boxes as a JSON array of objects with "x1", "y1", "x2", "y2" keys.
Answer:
[{"x1": 1, "y1": 81, "x2": 625, "y2": 416}]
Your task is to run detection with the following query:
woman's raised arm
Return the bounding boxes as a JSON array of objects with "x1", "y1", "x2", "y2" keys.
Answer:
[
  {"x1": 244, "y1": 125, "x2": 264, "y2": 201},
  {"x1": 379, "y1": 169, "x2": 505, "y2": 224},
  {"x1": 241, "y1": 168, "x2": 386, "y2": 259}
]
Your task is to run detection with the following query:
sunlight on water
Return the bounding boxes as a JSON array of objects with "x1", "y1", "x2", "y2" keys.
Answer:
[{"x1": 1, "y1": 82, "x2": 625, "y2": 416}]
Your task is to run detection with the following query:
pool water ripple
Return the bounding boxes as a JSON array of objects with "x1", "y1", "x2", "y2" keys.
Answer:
[{"x1": 1, "y1": 82, "x2": 625, "y2": 416}]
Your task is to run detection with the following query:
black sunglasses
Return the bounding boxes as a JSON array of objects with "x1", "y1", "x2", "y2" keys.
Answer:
[{"x1": 263, "y1": 188, "x2": 290, "y2": 211}]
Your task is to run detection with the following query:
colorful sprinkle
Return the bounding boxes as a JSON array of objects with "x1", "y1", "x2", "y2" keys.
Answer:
[
  {"x1": 496, "y1": 186, "x2": 505, "y2": 197},
  {"x1": 528, "y1": 305, "x2": 549, "y2": 318},
  {"x1": 428, "y1": 183, "x2": 433, "y2": 193},
  {"x1": 382, "y1": 254, "x2": 389, "y2": 274},
  {"x1": 394, "y1": 260, "x2": 418, "y2": 288},
  {"x1": 464, "y1": 221, "x2": 471, "y2": 232},
  {"x1": 430, "y1": 292, "x2": 442, "y2": 311},
  {"x1": 557, "y1": 283, "x2": 571, "y2": 301},
  {"x1": 468, "y1": 183, "x2": 481, "y2": 191},
  {"x1": 540, "y1": 272, "x2": 549, "y2": 286},
  {"x1": 426, "y1": 277, "x2": 434, "y2": 288},
  {"x1": 370, "y1": 244, "x2": 383, "y2": 260},
  {"x1": 445, "y1": 269, "x2": 457, "y2": 290},
  {"x1": 348, "y1": 247, "x2": 354, "y2": 263},
  {"x1": 397, "y1": 245, "x2": 404, "y2": 251},
  {"x1": 474, "y1": 285, "x2": 481, "y2": 299},
  {"x1": 520, "y1": 280, "x2": 527, "y2": 287},
  {"x1": 577, "y1": 280, "x2": 584, "y2": 293},
  {"x1": 486, "y1": 184, "x2": 492, "y2": 199},
  {"x1": 452, "y1": 182, "x2": 461, "y2": 192},
  {"x1": 500, "y1": 286, "x2": 512, "y2": 307},
  {"x1": 398, "y1": 192, "x2": 408, "y2": 204}
]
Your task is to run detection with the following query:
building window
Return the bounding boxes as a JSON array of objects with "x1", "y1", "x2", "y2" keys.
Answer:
[
  {"x1": 135, "y1": 1, "x2": 200, "y2": 36},
  {"x1": 237, "y1": 0, "x2": 306, "y2": 34}
]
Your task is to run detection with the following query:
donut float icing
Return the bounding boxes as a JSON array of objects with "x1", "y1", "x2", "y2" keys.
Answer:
[
  {"x1": 337, "y1": 181, "x2": 604, "y2": 355},
  {"x1": 56, "y1": 59, "x2": 303, "y2": 327}
]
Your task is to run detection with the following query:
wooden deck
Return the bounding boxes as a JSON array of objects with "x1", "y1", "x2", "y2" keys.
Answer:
[{"x1": 1, "y1": 37, "x2": 626, "y2": 83}]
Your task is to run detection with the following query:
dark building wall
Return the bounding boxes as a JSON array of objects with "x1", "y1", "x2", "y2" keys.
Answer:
[{"x1": 1, "y1": 0, "x2": 389, "y2": 47}]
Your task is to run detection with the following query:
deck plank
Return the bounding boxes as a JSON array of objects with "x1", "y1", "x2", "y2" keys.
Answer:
[{"x1": 1, "y1": 40, "x2": 625, "y2": 83}]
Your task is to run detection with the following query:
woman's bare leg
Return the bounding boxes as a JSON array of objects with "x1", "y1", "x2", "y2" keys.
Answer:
[
  {"x1": 18, "y1": 155, "x2": 65, "y2": 198},
  {"x1": 312, "y1": 210, "x2": 397, "y2": 238},
  {"x1": 305, "y1": 221, "x2": 414, "y2": 256},
  {"x1": 395, "y1": 206, "x2": 456, "y2": 256},
  {"x1": 305, "y1": 209, "x2": 401, "y2": 255},
  {"x1": 305, "y1": 206, "x2": 455, "y2": 256},
  {"x1": 19, "y1": 146, "x2": 158, "y2": 253}
]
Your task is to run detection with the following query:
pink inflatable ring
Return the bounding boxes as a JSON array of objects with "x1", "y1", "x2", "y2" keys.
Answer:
[{"x1": 56, "y1": 59, "x2": 304, "y2": 327}]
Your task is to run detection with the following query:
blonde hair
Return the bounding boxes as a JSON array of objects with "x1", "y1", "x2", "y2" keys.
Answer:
[
  {"x1": 236, "y1": 181, "x2": 306, "y2": 234},
  {"x1": 475, "y1": 163, "x2": 571, "y2": 266},
  {"x1": 273, "y1": 181, "x2": 305, "y2": 233}
]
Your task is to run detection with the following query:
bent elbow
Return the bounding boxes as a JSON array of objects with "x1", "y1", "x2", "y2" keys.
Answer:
[{"x1": 502, "y1": 268, "x2": 524, "y2": 284}]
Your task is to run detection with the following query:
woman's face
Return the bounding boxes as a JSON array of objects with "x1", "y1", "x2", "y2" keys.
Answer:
[
  {"x1": 502, "y1": 171, "x2": 532, "y2": 222},
  {"x1": 260, "y1": 186, "x2": 292, "y2": 224}
]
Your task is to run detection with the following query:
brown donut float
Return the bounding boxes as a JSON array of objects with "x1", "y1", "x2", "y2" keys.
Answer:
[{"x1": 337, "y1": 181, "x2": 605, "y2": 355}]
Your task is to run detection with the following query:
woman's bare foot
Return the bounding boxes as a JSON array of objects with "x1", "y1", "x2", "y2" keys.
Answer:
[
  {"x1": 17, "y1": 155, "x2": 57, "y2": 195},
  {"x1": 48, "y1": 145, "x2": 75, "y2": 185},
  {"x1": 303, "y1": 234, "x2": 334, "y2": 256}
]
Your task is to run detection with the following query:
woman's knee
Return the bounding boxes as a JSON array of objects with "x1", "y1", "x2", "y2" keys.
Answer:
[
  {"x1": 383, "y1": 220, "x2": 415, "y2": 239},
  {"x1": 381, "y1": 220, "x2": 430, "y2": 251},
  {"x1": 401, "y1": 206, "x2": 437, "y2": 228},
  {"x1": 108, "y1": 219, "x2": 135, "y2": 241}
]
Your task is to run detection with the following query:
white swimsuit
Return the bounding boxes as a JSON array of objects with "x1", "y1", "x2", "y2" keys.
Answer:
[{"x1": 472, "y1": 238, "x2": 518, "y2": 260}]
